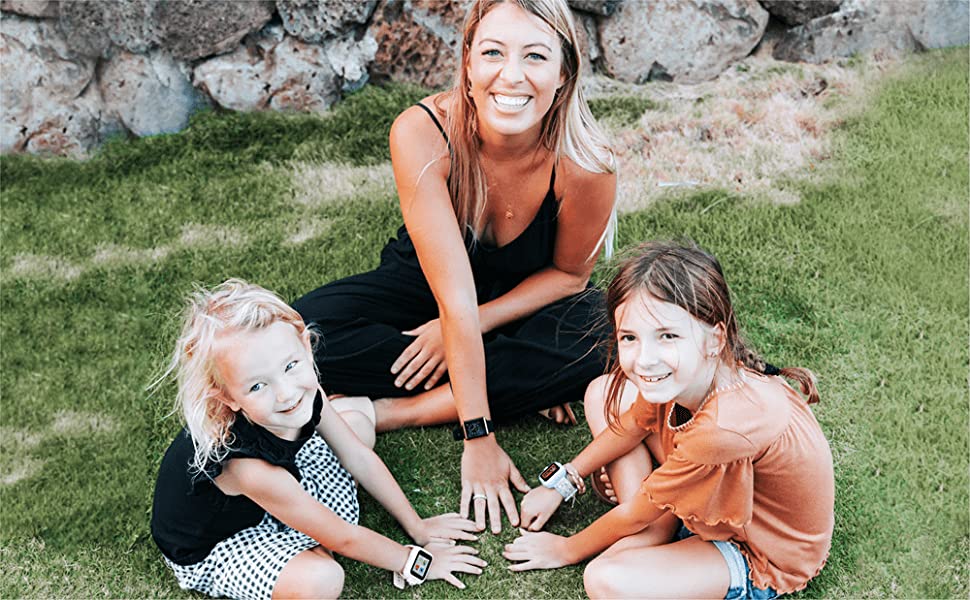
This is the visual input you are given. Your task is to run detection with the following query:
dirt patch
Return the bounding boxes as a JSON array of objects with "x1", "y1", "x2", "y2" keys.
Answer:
[
  {"x1": 291, "y1": 162, "x2": 395, "y2": 207},
  {"x1": 92, "y1": 244, "x2": 171, "y2": 266},
  {"x1": 179, "y1": 224, "x2": 248, "y2": 248},
  {"x1": 50, "y1": 411, "x2": 117, "y2": 436},
  {"x1": 8, "y1": 253, "x2": 83, "y2": 281},
  {"x1": 285, "y1": 217, "x2": 334, "y2": 246}
]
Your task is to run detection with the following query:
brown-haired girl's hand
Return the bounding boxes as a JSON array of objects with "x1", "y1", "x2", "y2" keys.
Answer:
[
  {"x1": 413, "y1": 513, "x2": 479, "y2": 546},
  {"x1": 392, "y1": 318, "x2": 447, "y2": 391},
  {"x1": 425, "y1": 543, "x2": 487, "y2": 589},
  {"x1": 503, "y1": 529, "x2": 571, "y2": 571},
  {"x1": 519, "y1": 486, "x2": 563, "y2": 531}
]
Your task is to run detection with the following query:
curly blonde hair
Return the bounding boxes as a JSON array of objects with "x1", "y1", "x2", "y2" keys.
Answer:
[{"x1": 152, "y1": 279, "x2": 314, "y2": 475}]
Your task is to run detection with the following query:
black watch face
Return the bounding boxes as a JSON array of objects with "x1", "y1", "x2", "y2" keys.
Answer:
[
  {"x1": 411, "y1": 550, "x2": 432, "y2": 579},
  {"x1": 465, "y1": 418, "x2": 488, "y2": 438},
  {"x1": 539, "y1": 462, "x2": 560, "y2": 482}
]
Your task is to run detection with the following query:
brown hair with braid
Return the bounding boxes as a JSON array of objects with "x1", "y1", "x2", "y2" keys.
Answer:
[{"x1": 603, "y1": 240, "x2": 819, "y2": 429}]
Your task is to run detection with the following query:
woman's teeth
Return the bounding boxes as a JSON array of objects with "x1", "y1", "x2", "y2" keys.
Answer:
[
  {"x1": 493, "y1": 94, "x2": 530, "y2": 108},
  {"x1": 640, "y1": 373, "x2": 671, "y2": 383}
]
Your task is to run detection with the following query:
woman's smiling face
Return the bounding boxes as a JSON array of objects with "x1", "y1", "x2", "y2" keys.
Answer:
[{"x1": 467, "y1": 2, "x2": 564, "y2": 139}]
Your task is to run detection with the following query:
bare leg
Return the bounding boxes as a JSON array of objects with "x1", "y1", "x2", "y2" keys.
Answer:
[
  {"x1": 373, "y1": 384, "x2": 459, "y2": 432},
  {"x1": 330, "y1": 396, "x2": 376, "y2": 449},
  {"x1": 584, "y1": 535, "x2": 730, "y2": 599},
  {"x1": 273, "y1": 546, "x2": 344, "y2": 600}
]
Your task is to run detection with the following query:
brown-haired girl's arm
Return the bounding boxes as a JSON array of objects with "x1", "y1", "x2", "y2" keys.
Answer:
[
  {"x1": 520, "y1": 395, "x2": 647, "y2": 531},
  {"x1": 390, "y1": 106, "x2": 529, "y2": 533},
  {"x1": 215, "y1": 458, "x2": 485, "y2": 588}
]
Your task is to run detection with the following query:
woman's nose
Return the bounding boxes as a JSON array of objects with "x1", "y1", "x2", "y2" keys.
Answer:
[{"x1": 500, "y1": 57, "x2": 525, "y2": 83}]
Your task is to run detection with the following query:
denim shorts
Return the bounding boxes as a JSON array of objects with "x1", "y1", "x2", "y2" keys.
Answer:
[{"x1": 677, "y1": 525, "x2": 778, "y2": 600}]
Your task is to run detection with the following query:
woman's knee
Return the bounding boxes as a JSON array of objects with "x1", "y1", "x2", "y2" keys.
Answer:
[{"x1": 274, "y1": 549, "x2": 344, "y2": 600}]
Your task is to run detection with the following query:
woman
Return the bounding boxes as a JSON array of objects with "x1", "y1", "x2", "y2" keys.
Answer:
[{"x1": 293, "y1": 0, "x2": 617, "y2": 534}]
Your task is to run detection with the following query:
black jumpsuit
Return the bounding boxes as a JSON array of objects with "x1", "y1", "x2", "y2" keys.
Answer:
[{"x1": 292, "y1": 105, "x2": 609, "y2": 422}]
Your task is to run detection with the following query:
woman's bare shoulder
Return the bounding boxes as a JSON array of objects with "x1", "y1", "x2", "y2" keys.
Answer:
[{"x1": 555, "y1": 154, "x2": 616, "y2": 190}]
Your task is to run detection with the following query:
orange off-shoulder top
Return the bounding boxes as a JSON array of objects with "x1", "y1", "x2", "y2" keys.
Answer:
[{"x1": 629, "y1": 374, "x2": 835, "y2": 594}]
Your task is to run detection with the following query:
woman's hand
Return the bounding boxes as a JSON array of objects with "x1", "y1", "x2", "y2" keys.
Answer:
[
  {"x1": 412, "y1": 513, "x2": 479, "y2": 546},
  {"x1": 519, "y1": 486, "x2": 563, "y2": 532},
  {"x1": 425, "y1": 543, "x2": 487, "y2": 589},
  {"x1": 460, "y1": 437, "x2": 531, "y2": 534},
  {"x1": 503, "y1": 529, "x2": 572, "y2": 571},
  {"x1": 391, "y1": 318, "x2": 448, "y2": 391}
]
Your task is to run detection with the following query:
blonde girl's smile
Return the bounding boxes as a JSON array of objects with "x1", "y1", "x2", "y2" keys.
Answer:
[{"x1": 214, "y1": 320, "x2": 319, "y2": 441}]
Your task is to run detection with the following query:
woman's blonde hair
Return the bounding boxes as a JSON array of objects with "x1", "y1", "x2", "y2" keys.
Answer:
[
  {"x1": 152, "y1": 279, "x2": 314, "y2": 476},
  {"x1": 439, "y1": 0, "x2": 617, "y2": 257}
]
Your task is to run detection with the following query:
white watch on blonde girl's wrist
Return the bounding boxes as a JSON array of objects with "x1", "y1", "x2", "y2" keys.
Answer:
[
  {"x1": 393, "y1": 545, "x2": 434, "y2": 589},
  {"x1": 538, "y1": 461, "x2": 578, "y2": 501}
]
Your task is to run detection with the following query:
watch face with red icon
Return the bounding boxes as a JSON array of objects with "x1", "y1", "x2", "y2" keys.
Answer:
[
  {"x1": 539, "y1": 462, "x2": 561, "y2": 482},
  {"x1": 411, "y1": 549, "x2": 433, "y2": 579}
]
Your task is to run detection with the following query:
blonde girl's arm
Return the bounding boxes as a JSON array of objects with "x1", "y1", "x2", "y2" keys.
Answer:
[
  {"x1": 316, "y1": 393, "x2": 478, "y2": 545},
  {"x1": 390, "y1": 104, "x2": 529, "y2": 532},
  {"x1": 216, "y1": 457, "x2": 411, "y2": 571}
]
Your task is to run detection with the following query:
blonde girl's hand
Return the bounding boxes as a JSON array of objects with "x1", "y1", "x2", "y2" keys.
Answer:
[
  {"x1": 414, "y1": 512, "x2": 479, "y2": 546},
  {"x1": 425, "y1": 543, "x2": 487, "y2": 589},
  {"x1": 392, "y1": 318, "x2": 447, "y2": 391},
  {"x1": 503, "y1": 529, "x2": 572, "y2": 572},
  {"x1": 519, "y1": 486, "x2": 563, "y2": 532}
]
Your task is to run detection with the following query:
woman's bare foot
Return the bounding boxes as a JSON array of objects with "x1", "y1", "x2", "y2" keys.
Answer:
[{"x1": 537, "y1": 403, "x2": 578, "y2": 425}]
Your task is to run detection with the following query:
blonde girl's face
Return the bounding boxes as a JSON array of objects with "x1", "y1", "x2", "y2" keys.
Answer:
[
  {"x1": 467, "y1": 2, "x2": 565, "y2": 139},
  {"x1": 213, "y1": 321, "x2": 319, "y2": 441},
  {"x1": 615, "y1": 290, "x2": 723, "y2": 408}
]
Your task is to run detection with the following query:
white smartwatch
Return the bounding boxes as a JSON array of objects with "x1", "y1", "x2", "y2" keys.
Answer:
[
  {"x1": 538, "y1": 461, "x2": 578, "y2": 501},
  {"x1": 393, "y1": 545, "x2": 433, "y2": 589}
]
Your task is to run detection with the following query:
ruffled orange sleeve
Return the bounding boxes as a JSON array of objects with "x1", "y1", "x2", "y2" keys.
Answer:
[{"x1": 629, "y1": 395, "x2": 663, "y2": 433}]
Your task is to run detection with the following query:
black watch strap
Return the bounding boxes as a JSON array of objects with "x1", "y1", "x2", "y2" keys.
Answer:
[{"x1": 452, "y1": 417, "x2": 494, "y2": 441}]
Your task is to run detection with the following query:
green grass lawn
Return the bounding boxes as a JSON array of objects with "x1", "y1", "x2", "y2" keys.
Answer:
[{"x1": 1, "y1": 48, "x2": 967, "y2": 598}]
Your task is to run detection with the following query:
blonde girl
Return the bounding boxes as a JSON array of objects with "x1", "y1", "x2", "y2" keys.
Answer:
[
  {"x1": 505, "y1": 241, "x2": 835, "y2": 599},
  {"x1": 292, "y1": 0, "x2": 618, "y2": 535},
  {"x1": 150, "y1": 280, "x2": 483, "y2": 600}
]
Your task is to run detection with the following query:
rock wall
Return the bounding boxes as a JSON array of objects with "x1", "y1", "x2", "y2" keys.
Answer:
[{"x1": 1, "y1": 0, "x2": 967, "y2": 157}]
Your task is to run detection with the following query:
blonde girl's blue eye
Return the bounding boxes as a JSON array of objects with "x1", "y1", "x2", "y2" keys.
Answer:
[
  {"x1": 285, "y1": 360, "x2": 298, "y2": 372},
  {"x1": 249, "y1": 382, "x2": 264, "y2": 393}
]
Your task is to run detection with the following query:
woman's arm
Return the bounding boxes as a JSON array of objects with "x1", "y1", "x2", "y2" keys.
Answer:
[
  {"x1": 389, "y1": 104, "x2": 529, "y2": 533},
  {"x1": 317, "y1": 393, "x2": 477, "y2": 545}
]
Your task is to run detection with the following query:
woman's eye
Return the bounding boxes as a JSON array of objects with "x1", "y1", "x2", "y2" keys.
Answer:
[
  {"x1": 483, "y1": 49, "x2": 501, "y2": 57},
  {"x1": 249, "y1": 382, "x2": 264, "y2": 393},
  {"x1": 526, "y1": 52, "x2": 547, "y2": 61},
  {"x1": 619, "y1": 334, "x2": 636, "y2": 343},
  {"x1": 660, "y1": 333, "x2": 678, "y2": 341},
  {"x1": 285, "y1": 360, "x2": 298, "y2": 372}
]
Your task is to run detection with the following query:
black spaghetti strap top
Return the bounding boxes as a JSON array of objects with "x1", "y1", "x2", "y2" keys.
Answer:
[{"x1": 379, "y1": 103, "x2": 559, "y2": 302}]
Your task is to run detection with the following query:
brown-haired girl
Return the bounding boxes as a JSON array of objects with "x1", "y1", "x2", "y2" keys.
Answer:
[
  {"x1": 505, "y1": 241, "x2": 834, "y2": 599},
  {"x1": 293, "y1": 0, "x2": 616, "y2": 534}
]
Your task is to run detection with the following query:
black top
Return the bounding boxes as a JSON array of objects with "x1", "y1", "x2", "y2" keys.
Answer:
[
  {"x1": 381, "y1": 103, "x2": 558, "y2": 303},
  {"x1": 150, "y1": 393, "x2": 323, "y2": 565}
]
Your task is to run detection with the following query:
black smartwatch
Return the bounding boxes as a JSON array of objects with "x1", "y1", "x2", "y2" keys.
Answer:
[{"x1": 452, "y1": 417, "x2": 494, "y2": 441}]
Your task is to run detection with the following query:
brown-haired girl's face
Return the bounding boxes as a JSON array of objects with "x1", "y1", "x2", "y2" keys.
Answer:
[
  {"x1": 467, "y1": 2, "x2": 564, "y2": 139},
  {"x1": 615, "y1": 290, "x2": 723, "y2": 408}
]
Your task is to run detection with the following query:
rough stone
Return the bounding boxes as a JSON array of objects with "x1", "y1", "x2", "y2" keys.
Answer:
[
  {"x1": 773, "y1": 0, "x2": 969, "y2": 63},
  {"x1": 99, "y1": 49, "x2": 205, "y2": 137},
  {"x1": 0, "y1": 0, "x2": 58, "y2": 18},
  {"x1": 568, "y1": 0, "x2": 621, "y2": 17},
  {"x1": 573, "y1": 10, "x2": 600, "y2": 76},
  {"x1": 156, "y1": 0, "x2": 274, "y2": 61},
  {"x1": 193, "y1": 24, "x2": 347, "y2": 113},
  {"x1": 277, "y1": 0, "x2": 378, "y2": 43},
  {"x1": 760, "y1": 1, "x2": 841, "y2": 26},
  {"x1": 368, "y1": 0, "x2": 469, "y2": 89},
  {"x1": 56, "y1": 0, "x2": 159, "y2": 57},
  {"x1": 599, "y1": 0, "x2": 769, "y2": 84},
  {"x1": 1, "y1": 14, "x2": 121, "y2": 156}
]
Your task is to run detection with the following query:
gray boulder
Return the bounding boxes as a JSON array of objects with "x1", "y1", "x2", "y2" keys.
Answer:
[
  {"x1": 368, "y1": 0, "x2": 468, "y2": 89},
  {"x1": 193, "y1": 24, "x2": 370, "y2": 113},
  {"x1": 599, "y1": 0, "x2": 769, "y2": 84},
  {"x1": 760, "y1": 1, "x2": 841, "y2": 26},
  {"x1": 99, "y1": 49, "x2": 205, "y2": 136},
  {"x1": 568, "y1": 0, "x2": 621, "y2": 17},
  {"x1": 57, "y1": 0, "x2": 157, "y2": 57},
  {"x1": 155, "y1": 0, "x2": 274, "y2": 61},
  {"x1": 0, "y1": 0, "x2": 58, "y2": 18},
  {"x1": 1, "y1": 14, "x2": 121, "y2": 155},
  {"x1": 277, "y1": 0, "x2": 378, "y2": 43},
  {"x1": 774, "y1": 0, "x2": 969, "y2": 63}
]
